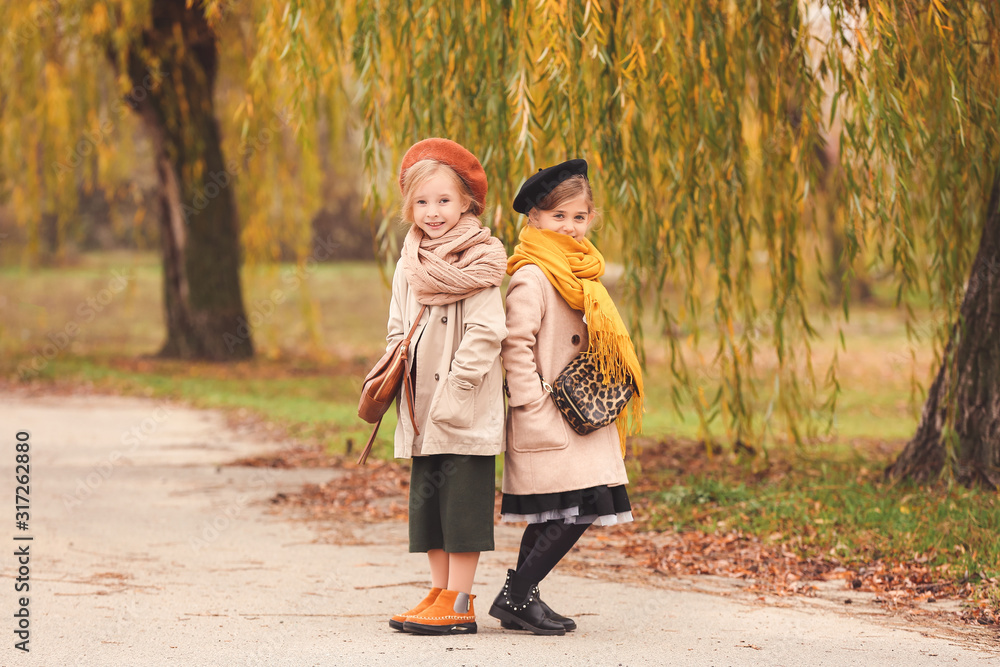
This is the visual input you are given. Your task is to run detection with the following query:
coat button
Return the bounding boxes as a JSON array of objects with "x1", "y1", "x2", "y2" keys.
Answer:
[
  {"x1": 441, "y1": 316, "x2": 448, "y2": 323},
  {"x1": 571, "y1": 334, "x2": 581, "y2": 345},
  {"x1": 434, "y1": 373, "x2": 440, "y2": 381}
]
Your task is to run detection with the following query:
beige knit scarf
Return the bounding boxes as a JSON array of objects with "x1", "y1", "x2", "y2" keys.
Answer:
[{"x1": 401, "y1": 214, "x2": 508, "y2": 305}]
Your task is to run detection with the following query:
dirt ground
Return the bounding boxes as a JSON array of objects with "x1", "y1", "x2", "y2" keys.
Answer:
[{"x1": 1, "y1": 390, "x2": 998, "y2": 666}]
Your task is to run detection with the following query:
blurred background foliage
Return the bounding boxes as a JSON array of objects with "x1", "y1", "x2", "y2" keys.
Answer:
[
  {"x1": 1, "y1": 1, "x2": 999, "y2": 471},
  {"x1": 0, "y1": 0, "x2": 373, "y2": 265}
]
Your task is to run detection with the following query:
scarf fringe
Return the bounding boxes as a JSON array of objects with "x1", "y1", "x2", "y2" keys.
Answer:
[{"x1": 586, "y1": 292, "x2": 644, "y2": 457}]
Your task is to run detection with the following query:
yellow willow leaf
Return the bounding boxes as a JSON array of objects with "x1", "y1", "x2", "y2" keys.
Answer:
[
  {"x1": 711, "y1": 87, "x2": 724, "y2": 111},
  {"x1": 876, "y1": 1, "x2": 891, "y2": 23},
  {"x1": 685, "y1": 8, "x2": 694, "y2": 42},
  {"x1": 43, "y1": 61, "x2": 61, "y2": 85},
  {"x1": 622, "y1": 54, "x2": 636, "y2": 76},
  {"x1": 854, "y1": 26, "x2": 869, "y2": 56},
  {"x1": 699, "y1": 40, "x2": 709, "y2": 70},
  {"x1": 88, "y1": 3, "x2": 109, "y2": 34},
  {"x1": 622, "y1": 100, "x2": 636, "y2": 125}
]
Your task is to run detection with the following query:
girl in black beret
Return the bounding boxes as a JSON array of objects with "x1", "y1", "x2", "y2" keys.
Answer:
[{"x1": 489, "y1": 159, "x2": 644, "y2": 635}]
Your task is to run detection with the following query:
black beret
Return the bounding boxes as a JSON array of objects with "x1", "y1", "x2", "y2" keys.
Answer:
[{"x1": 512, "y1": 159, "x2": 589, "y2": 214}]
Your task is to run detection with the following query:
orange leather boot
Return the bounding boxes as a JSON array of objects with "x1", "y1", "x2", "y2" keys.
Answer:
[
  {"x1": 403, "y1": 589, "x2": 477, "y2": 635},
  {"x1": 389, "y1": 587, "x2": 442, "y2": 631}
]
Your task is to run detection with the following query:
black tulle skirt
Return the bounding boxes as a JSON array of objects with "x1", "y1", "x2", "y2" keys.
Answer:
[{"x1": 500, "y1": 484, "x2": 633, "y2": 526}]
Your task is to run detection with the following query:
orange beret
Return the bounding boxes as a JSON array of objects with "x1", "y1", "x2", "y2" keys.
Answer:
[{"x1": 399, "y1": 138, "x2": 488, "y2": 216}]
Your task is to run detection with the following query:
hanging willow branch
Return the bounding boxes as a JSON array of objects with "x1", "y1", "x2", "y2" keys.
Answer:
[
  {"x1": 2, "y1": 1, "x2": 998, "y2": 464},
  {"x1": 341, "y1": 0, "x2": 1000, "y2": 456}
]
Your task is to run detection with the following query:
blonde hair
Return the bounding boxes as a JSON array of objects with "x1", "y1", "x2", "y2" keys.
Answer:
[{"x1": 400, "y1": 160, "x2": 478, "y2": 223}]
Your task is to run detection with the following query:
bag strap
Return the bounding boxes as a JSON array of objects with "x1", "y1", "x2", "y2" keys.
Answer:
[
  {"x1": 357, "y1": 304, "x2": 428, "y2": 466},
  {"x1": 357, "y1": 415, "x2": 382, "y2": 465},
  {"x1": 400, "y1": 304, "x2": 427, "y2": 436},
  {"x1": 404, "y1": 369, "x2": 420, "y2": 437},
  {"x1": 402, "y1": 304, "x2": 428, "y2": 346}
]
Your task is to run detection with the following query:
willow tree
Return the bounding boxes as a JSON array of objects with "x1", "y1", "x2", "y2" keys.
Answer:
[
  {"x1": 859, "y1": 3, "x2": 1000, "y2": 486},
  {"x1": 1, "y1": 0, "x2": 351, "y2": 360},
  {"x1": 343, "y1": 0, "x2": 1000, "y2": 486},
  {"x1": 5, "y1": 1, "x2": 998, "y2": 484}
]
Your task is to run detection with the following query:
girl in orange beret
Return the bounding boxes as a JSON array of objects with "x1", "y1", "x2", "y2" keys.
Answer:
[{"x1": 383, "y1": 139, "x2": 508, "y2": 635}]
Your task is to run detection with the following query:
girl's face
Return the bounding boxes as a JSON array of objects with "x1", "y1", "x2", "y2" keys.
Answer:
[
  {"x1": 410, "y1": 170, "x2": 469, "y2": 239},
  {"x1": 529, "y1": 194, "x2": 594, "y2": 241}
]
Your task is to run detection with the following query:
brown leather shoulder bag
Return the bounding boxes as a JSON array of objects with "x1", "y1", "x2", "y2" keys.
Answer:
[{"x1": 356, "y1": 305, "x2": 427, "y2": 465}]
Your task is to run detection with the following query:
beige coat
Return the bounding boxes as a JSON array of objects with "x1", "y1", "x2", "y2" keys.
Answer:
[
  {"x1": 387, "y1": 259, "x2": 507, "y2": 459},
  {"x1": 501, "y1": 264, "x2": 629, "y2": 495}
]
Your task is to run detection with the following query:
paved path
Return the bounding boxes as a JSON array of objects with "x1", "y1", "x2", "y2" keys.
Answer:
[{"x1": 1, "y1": 392, "x2": 997, "y2": 666}]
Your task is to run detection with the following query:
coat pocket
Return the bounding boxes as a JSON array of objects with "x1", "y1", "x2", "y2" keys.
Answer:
[
  {"x1": 429, "y1": 376, "x2": 476, "y2": 429},
  {"x1": 509, "y1": 393, "x2": 569, "y2": 453}
]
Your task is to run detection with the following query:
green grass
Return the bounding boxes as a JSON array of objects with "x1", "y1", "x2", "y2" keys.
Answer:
[{"x1": 637, "y1": 446, "x2": 1000, "y2": 583}]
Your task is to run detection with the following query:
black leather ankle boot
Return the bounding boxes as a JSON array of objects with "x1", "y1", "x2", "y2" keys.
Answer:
[
  {"x1": 498, "y1": 585, "x2": 578, "y2": 631},
  {"x1": 536, "y1": 587, "x2": 577, "y2": 631},
  {"x1": 489, "y1": 569, "x2": 566, "y2": 635},
  {"x1": 500, "y1": 586, "x2": 576, "y2": 632}
]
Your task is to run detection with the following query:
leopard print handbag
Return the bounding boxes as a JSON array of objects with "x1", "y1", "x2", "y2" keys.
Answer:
[{"x1": 542, "y1": 352, "x2": 636, "y2": 436}]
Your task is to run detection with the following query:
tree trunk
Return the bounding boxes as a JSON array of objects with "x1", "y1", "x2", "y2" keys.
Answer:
[
  {"x1": 310, "y1": 109, "x2": 373, "y2": 261},
  {"x1": 824, "y1": 198, "x2": 873, "y2": 303},
  {"x1": 115, "y1": 0, "x2": 252, "y2": 360},
  {"x1": 886, "y1": 172, "x2": 1000, "y2": 488}
]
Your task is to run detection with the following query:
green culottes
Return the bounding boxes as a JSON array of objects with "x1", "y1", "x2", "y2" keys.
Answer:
[{"x1": 408, "y1": 454, "x2": 496, "y2": 553}]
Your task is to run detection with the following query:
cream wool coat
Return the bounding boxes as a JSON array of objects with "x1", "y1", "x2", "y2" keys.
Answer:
[
  {"x1": 501, "y1": 264, "x2": 629, "y2": 496},
  {"x1": 386, "y1": 259, "x2": 507, "y2": 459}
]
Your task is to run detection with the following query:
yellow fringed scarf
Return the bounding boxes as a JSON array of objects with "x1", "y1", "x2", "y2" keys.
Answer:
[{"x1": 507, "y1": 226, "x2": 643, "y2": 455}]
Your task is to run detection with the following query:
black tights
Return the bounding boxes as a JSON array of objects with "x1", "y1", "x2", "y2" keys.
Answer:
[{"x1": 509, "y1": 520, "x2": 589, "y2": 600}]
